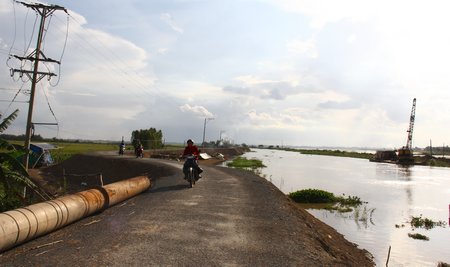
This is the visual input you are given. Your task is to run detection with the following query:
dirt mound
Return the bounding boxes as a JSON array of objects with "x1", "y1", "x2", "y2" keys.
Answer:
[{"x1": 35, "y1": 154, "x2": 176, "y2": 194}]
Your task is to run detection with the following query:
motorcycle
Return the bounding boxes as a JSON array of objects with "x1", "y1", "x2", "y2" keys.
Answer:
[
  {"x1": 135, "y1": 146, "x2": 143, "y2": 158},
  {"x1": 184, "y1": 154, "x2": 199, "y2": 188},
  {"x1": 119, "y1": 144, "x2": 125, "y2": 155}
]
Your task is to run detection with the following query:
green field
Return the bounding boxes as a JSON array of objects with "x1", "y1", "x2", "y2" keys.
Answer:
[
  {"x1": 4, "y1": 141, "x2": 186, "y2": 164},
  {"x1": 6, "y1": 141, "x2": 119, "y2": 164}
]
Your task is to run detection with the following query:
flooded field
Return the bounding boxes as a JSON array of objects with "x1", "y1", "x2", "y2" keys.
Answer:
[{"x1": 239, "y1": 149, "x2": 450, "y2": 266}]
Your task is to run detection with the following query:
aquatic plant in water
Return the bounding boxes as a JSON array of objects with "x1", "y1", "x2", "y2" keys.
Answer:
[
  {"x1": 226, "y1": 156, "x2": 266, "y2": 170},
  {"x1": 410, "y1": 215, "x2": 447, "y2": 230},
  {"x1": 288, "y1": 189, "x2": 336, "y2": 203},
  {"x1": 408, "y1": 233, "x2": 429, "y2": 241},
  {"x1": 288, "y1": 189, "x2": 364, "y2": 206}
]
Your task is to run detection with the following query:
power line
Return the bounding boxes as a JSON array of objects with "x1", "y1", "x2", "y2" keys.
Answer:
[
  {"x1": 10, "y1": 1, "x2": 67, "y2": 170},
  {"x1": 0, "y1": 87, "x2": 22, "y2": 91},
  {"x1": 0, "y1": 100, "x2": 28, "y2": 103},
  {"x1": 63, "y1": 14, "x2": 179, "y2": 106}
]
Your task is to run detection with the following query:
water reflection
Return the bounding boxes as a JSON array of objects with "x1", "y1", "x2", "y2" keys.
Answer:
[{"x1": 238, "y1": 149, "x2": 450, "y2": 266}]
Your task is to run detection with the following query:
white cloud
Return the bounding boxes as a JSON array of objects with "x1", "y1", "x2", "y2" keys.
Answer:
[
  {"x1": 157, "y1": 48, "x2": 169, "y2": 54},
  {"x1": 286, "y1": 38, "x2": 318, "y2": 58},
  {"x1": 160, "y1": 13, "x2": 184, "y2": 33},
  {"x1": 179, "y1": 104, "x2": 213, "y2": 118},
  {"x1": 268, "y1": 0, "x2": 376, "y2": 29}
]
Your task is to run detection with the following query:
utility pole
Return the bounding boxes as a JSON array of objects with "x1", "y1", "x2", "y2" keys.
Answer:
[
  {"x1": 9, "y1": 2, "x2": 67, "y2": 170},
  {"x1": 202, "y1": 117, "x2": 214, "y2": 148}
]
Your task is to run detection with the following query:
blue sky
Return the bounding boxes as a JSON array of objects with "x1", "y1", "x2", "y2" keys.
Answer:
[{"x1": 1, "y1": 0, "x2": 449, "y2": 148}]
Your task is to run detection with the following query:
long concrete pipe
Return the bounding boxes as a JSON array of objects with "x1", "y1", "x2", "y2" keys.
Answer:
[{"x1": 0, "y1": 176, "x2": 150, "y2": 253}]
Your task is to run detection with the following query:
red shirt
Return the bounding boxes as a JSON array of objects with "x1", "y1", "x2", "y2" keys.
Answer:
[{"x1": 183, "y1": 145, "x2": 199, "y2": 156}]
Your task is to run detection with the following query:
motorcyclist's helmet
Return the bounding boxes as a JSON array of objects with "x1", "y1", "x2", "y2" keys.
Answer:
[{"x1": 187, "y1": 139, "x2": 194, "y2": 144}]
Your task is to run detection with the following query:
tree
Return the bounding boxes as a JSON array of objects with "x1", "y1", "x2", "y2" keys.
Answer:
[
  {"x1": 0, "y1": 109, "x2": 51, "y2": 212},
  {"x1": 131, "y1": 128, "x2": 164, "y2": 149}
]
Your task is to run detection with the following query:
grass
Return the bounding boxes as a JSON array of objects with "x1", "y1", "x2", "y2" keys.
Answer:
[
  {"x1": 226, "y1": 156, "x2": 266, "y2": 169},
  {"x1": 5, "y1": 140, "x2": 120, "y2": 164}
]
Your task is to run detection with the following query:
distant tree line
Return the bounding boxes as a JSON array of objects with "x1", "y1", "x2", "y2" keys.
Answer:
[
  {"x1": 0, "y1": 134, "x2": 44, "y2": 142},
  {"x1": 423, "y1": 146, "x2": 450, "y2": 156},
  {"x1": 131, "y1": 128, "x2": 164, "y2": 149}
]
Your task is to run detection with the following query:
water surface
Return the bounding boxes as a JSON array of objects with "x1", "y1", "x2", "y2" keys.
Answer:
[{"x1": 239, "y1": 149, "x2": 450, "y2": 266}]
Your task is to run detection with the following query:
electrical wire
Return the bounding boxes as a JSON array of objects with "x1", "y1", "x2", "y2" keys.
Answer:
[
  {"x1": 23, "y1": 8, "x2": 38, "y2": 57},
  {"x1": 5, "y1": 0, "x2": 18, "y2": 69},
  {"x1": 65, "y1": 13, "x2": 179, "y2": 106},
  {"x1": 49, "y1": 13, "x2": 69, "y2": 87},
  {"x1": 40, "y1": 82, "x2": 59, "y2": 137},
  {"x1": 0, "y1": 81, "x2": 27, "y2": 116},
  {"x1": 4, "y1": 2, "x2": 187, "y2": 141},
  {"x1": 41, "y1": 13, "x2": 53, "y2": 53}
]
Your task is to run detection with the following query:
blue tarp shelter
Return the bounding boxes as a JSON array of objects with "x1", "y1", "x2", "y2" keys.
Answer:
[{"x1": 29, "y1": 143, "x2": 57, "y2": 168}]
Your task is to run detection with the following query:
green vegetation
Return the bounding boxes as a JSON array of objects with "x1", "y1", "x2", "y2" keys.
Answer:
[
  {"x1": 278, "y1": 147, "x2": 450, "y2": 168},
  {"x1": 410, "y1": 215, "x2": 447, "y2": 230},
  {"x1": 131, "y1": 128, "x2": 164, "y2": 149},
  {"x1": 289, "y1": 189, "x2": 335, "y2": 203},
  {"x1": 424, "y1": 157, "x2": 450, "y2": 168},
  {"x1": 226, "y1": 156, "x2": 265, "y2": 170},
  {"x1": 288, "y1": 189, "x2": 363, "y2": 206},
  {"x1": 288, "y1": 188, "x2": 366, "y2": 215},
  {"x1": 50, "y1": 142, "x2": 118, "y2": 163},
  {"x1": 395, "y1": 215, "x2": 446, "y2": 241},
  {"x1": 0, "y1": 110, "x2": 51, "y2": 212},
  {"x1": 281, "y1": 148, "x2": 373, "y2": 160},
  {"x1": 408, "y1": 233, "x2": 429, "y2": 241}
]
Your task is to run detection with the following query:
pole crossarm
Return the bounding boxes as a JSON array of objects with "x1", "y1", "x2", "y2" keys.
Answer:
[
  {"x1": 15, "y1": 1, "x2": 68, "y2": 16},
  {"x1": 32, "y1": 123, "x2": 59, "y2": 126},
  {"x1": 13, "y1": 51, "x2": 61, "y2": 64},
  {"x1": 10, "y1": 69, "x2": 57, "y2": 83}
]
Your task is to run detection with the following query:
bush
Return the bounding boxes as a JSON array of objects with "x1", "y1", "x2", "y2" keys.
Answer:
[
  {"x1": 226, "y1": 157, "x2": 265, "y2": 169},
  {"x1": 288, "y1": 189, "x2": 336, "y2": 203}
]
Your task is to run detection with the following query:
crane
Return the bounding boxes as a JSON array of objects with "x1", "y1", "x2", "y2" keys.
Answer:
[
  {"x1": 398, "y1": 98, "x2": 417, "y2": 164},
  {"x1": 405, "y1": 98, "x2": 417, "y2": 149}
]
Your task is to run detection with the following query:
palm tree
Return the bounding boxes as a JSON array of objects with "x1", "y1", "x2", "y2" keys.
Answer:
[{"x1": 0, "y1": 109, "x2": 51, "y2": 212}]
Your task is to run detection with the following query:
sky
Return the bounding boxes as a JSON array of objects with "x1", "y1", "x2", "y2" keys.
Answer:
[{"x1": 0, "y1": 0, "x2": 449, "y2": 148}]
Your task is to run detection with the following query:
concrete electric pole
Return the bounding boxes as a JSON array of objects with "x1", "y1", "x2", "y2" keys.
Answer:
[
  {"x1": 9, "y1": 1, "x2": 67, "y2": 170},
  {"x1": 202, "y1": 117, "x2": 214, "y2": 148}
]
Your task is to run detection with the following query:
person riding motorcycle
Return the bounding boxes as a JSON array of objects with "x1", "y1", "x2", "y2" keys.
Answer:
[
  {"x1": 135, "y1": 141, "x2": 143, "y2": 158},
  {"x1": 182, "y1": 139, "x2": 203, "y2": 179},
  {"x1": 119, "y1": 140, "x2": 125, "y2": 155}
]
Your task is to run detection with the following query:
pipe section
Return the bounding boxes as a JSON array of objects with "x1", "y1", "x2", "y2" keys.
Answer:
[
  {"x1": 104, "y1": 176, "x2": 151, "y2": 206},
  {"x1": 0, "y1": 175, "x2": 150, "y2": 252}
]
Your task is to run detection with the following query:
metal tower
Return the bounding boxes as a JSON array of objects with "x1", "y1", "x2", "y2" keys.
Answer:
[{"x1": 405, "y1": 98, "x2": 416, "y2": 149}]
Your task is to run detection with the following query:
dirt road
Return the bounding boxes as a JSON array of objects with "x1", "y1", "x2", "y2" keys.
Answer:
[{"x1": 0, "y1": 154, "x2": 373, "y2": 266}]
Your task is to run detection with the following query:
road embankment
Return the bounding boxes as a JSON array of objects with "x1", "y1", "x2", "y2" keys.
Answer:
[{"x1": 1, "y1": 152, "x2": 373, "y2": 266}]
